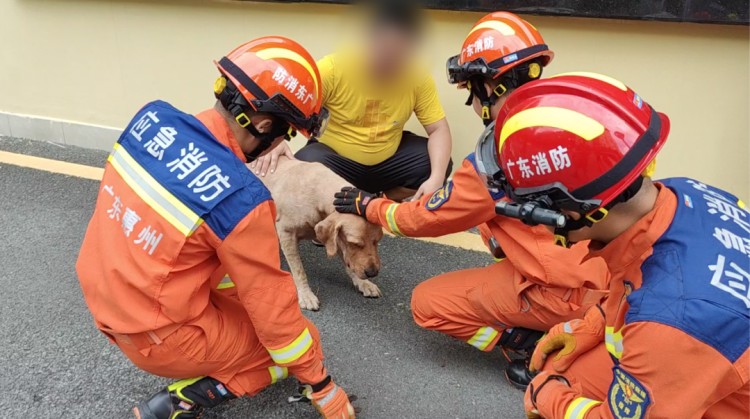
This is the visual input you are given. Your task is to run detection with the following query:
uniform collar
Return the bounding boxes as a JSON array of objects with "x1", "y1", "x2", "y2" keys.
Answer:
[
  {"x1": 195, "y1": 108, "x2": 247, "y2": 162},
  {"x1": 586, "y1": 183, "x2": 677, "y2": 275}
]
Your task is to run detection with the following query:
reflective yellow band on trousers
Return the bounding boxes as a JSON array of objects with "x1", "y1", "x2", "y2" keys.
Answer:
[
  {"x1": 268, "y1": 365, "x2": 289, "y2": 384},
  {"x1": 217, "y1": 275, "x2": 235, "y2": 290},
  {"x1": 605, "y1": 326, "x2": 623, "y2": 359},
  {"x1": 108, "y1": 144, "x2": 203, "y2": 236},
  {"x1": 385, "y1": 203, "x2": 404, "y2": 236},
  {"x1": 268, "y1": 328, "x2": 314, "y2": 365},
  {"x1": 565, "y1": 397, "x2": 602, "y2": 419},
  {"x1": 467, "y1": 326, "x2": 500, "y2": 351}
]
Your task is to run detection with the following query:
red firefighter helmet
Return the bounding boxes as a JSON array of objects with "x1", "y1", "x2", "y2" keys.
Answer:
[
  {"x1": 447, "y1": 12, "x2": 554, "y2": 124},
  {"x1": 455, "y1": 12, "x2": 553, "y2": 80},
  {"x1": 491, "y1": 72, "x2": 670, "y2": 217},
  {"x1": 214, "y1": 36, "x2": 328, "y2": 139},
  {"x1": 447, "y1": 12, "x2": 554, "y2": 86}
]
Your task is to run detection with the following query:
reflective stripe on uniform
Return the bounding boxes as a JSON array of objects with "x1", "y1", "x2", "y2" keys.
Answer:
[
  {"x1": 605, "y1": 326, "x2": 624, "y2": 359},
  {"x1": 267, "y1": 328, "x2": 314, "y2": 365},
  {"x1": 316, "y1": 384, "x2": 339, "y2": 408},
  {"x1": 564, "y1": 397, "x2": 601, "y2": 419},
  {"x1": 268, "y1": 365, "x2": 289, "y2": 384},
  {"x1": 385, "y1": 203, "x2": 404, "y2": 236},
  {"x1": 216, "y1": 275, "x2": 235, "y2": 290},
  {"x1": 108, "y1": 144, "x2": 203, "y2": 236},
  {"x1": 467, "y1": 326, "x2": 500, "y2": 351}
]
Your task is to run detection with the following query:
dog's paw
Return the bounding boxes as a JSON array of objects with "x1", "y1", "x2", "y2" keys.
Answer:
[
  {"x1": 298, "y1": 289, "x2": 321, "y2": 311},
  {"x1": 354, "y1": 279, "x2": 382, "y2": 298}
]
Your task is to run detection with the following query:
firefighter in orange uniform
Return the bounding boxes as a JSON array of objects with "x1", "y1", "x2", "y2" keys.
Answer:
[
  {"x1": 333, "y1": 12, "x2": 609, "y2": 388},
  {"x1": 482, "y1": 73, "x2": 749, "y2": 418},
  {"x1": 76, "y1": 37, "x2": 355, "y2": 419}
]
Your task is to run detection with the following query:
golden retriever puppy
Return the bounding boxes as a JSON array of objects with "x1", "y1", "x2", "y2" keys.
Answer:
[{"x1": 257, "y1": 157, "x2": 384, "y2": 311}]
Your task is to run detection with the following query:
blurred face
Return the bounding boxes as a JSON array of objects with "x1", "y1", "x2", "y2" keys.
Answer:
[{"x1": 367, "y1": 25, "x2": 416, "y2": 79}]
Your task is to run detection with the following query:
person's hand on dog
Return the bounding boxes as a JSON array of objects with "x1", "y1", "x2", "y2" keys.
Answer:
[
  {"x1": 334, "y1": 187, "x2": 376, "y2": 218},
  {"x1": 249, "y1": 141, "x2": 295, "y2": 177}
]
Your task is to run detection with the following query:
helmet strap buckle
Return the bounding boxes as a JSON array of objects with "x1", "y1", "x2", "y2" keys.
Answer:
[
  {"x1": 235, "y1": 113, "x2": 252, "y2": 128},
  {"x1": 493, "y1": 83, "x2": 508, "y2": 98},
  {"x1": 585, "y1": 207, "x2": 609, "y2": 224},
  {"x1": 481, "y1": 106, "x2": 491, "y2": 121}
]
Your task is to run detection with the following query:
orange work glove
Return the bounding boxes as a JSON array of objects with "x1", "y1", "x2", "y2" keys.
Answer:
[
  {"x1": 530, "y1": 305, "x2": 605, "y2": 373},
  {"x1": 304, "y1": 378, "x2": 356, "y2": 419},
  {"x1": 524, "y1": 371, "x2": 570, "y2": 419}
]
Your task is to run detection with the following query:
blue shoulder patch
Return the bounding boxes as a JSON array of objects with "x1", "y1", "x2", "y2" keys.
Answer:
[
  {"x1": 205, "y1": 172, "x2": 272, "y2": 239},
  {"x1": 465, "y1": 152, "x2": 505, "y2": 201},
  {"x1": 118, "y1": 100, "x2": 270, "y2": 240},
  {"x1": 608, "y1": 367, "x2": 651, "y2": 419},
  {"x1": 626, "y1": 177, "x2": 750, "y2": 363},
  {"x1": 426, "y1": 180, "x2": 453, "y2": 211}
]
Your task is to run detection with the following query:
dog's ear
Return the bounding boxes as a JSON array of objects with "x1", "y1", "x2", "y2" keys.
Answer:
[{"x1": 314, "y1": 214, "x2": 342, "y2": 257}]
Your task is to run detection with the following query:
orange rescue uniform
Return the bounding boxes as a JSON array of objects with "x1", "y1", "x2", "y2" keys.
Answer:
[
  {"x1": 531, "y1": 179, "x2": 750, "y2": 418},
  {"x1": 365, "y1": 155, "x2": 609, "y2": 351},
  {"x1": 76, "y1": 101, "x2": 327, "y2": 396}
]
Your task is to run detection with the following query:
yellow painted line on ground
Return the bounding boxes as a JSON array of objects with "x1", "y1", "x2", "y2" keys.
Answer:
[
  {"x1": 0, "y1": 150, "x2": 488, "y2": 253},
  {"x1": 0, "y1": 150, "x2": 104, "y2": 180},
  {"x1": 382, "y1": 230, "x2": 487, "y2": 253}
]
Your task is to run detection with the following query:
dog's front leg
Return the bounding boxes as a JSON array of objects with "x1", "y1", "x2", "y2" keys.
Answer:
[
  {"x1": 279, "y1": 232, "x2": 321, "y2": 311},
  {"x1": 345, "y1": 268, "x2": 382, "y2": 299}
]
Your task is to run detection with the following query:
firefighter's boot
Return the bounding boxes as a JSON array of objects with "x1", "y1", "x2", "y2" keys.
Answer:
[
  {"x1": 133, "y1": 376, "x2": 236, "y2": 419},
  {"x1": 498, "y1": 327, "x2": 544, "y2": 390}
]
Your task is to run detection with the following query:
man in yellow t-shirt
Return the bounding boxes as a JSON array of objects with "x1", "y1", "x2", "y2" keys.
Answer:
[{"x1": 253, "y1": 0, "x2": 453, "y2": 200}]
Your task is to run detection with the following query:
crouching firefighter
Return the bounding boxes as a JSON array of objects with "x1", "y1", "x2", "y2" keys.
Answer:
[
  {"x1": 333, "y1": 12, "x2": 609, "y2": 389},
  {"x1": 487, "y1": 73, "x2": 749, "y2": 418},
  {"x1": 76, "y1": 37, "x2": 354, "y2": 419}
]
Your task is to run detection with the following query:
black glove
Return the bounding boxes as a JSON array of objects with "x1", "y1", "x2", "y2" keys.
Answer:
[{"x1": 334, "y1": 187, "x2": 376, "y2": 218}]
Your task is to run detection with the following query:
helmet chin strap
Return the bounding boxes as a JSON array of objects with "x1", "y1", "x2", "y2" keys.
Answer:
[
  {"x1": 466, "y1": 64, "x2": 543, "y2": 126},
  {"x1": 215, "y1": 76, "x2": 293, "y2": 162},
  {"x1": 242, "y1": 122, "x2": 291, "y2": 162},
  {"x1": 467, "y1": 79, "x2": 505, "y2": 127},
  {"x1": 552, "y1": 176, "x2": 646, "y2": 245}
]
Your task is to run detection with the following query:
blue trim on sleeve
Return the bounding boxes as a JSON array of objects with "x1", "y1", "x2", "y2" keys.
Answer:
[{"x1": 465, "y1": 153, "x2": 505, "y2": 201}]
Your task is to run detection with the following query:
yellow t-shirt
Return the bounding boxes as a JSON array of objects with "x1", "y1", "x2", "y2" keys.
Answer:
[{"x1": 316, "y1": 52, "x2": 446, "y2": 166}]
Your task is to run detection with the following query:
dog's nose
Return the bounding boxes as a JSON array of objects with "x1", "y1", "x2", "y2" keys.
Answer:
[{"x1": 365, "y1": 267, "x2": 379, "y2": 278}]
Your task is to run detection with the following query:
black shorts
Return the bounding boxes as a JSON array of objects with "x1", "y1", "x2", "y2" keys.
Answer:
[{"x1": 295, "y1": 131, "x2": 452, "y2": 193}]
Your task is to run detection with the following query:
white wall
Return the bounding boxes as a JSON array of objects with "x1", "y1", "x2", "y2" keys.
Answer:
[{"x1": 0, "y1": 0, "x2": 748, "y2": 197}]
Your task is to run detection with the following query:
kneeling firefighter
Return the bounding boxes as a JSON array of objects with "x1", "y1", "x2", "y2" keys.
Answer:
[{"x1": 76, "y1": 37, "x2": 354, "y2": 418}]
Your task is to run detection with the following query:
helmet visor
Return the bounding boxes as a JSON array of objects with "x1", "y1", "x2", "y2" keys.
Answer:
[
  {"x1": 446, "y1": 55, "x2": 498, "y2": 85},
  {"x1": 252, "y1": 94, "x2": 329, "y2": 139},
  {"x1": 507, "y1": 182, "x2": 603, "y2": 215}
]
